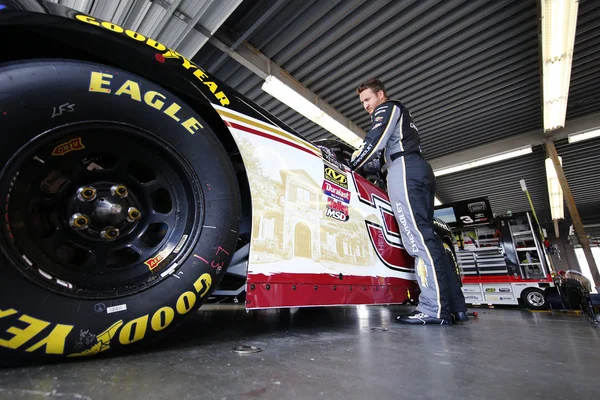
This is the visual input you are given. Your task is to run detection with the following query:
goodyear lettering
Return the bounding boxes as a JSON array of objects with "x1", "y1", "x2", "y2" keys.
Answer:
[
  {"x1": 75, "y1": 15, "x2": 229, "y2": 106},
  {"x1": 193, "y1": 273, "x2": 212, "y2": 298},
  {"x1": 150, "y1": 307, "x2": 175, "y2": 332},
  {"x1": 0, "y1": 310, "x2": 74, "y2": 355},
  {"x1": 118, "y1": 315, "x2": 148, "y2": 345},
  {"x1": 2, "y1": 260, "x2": 219, "y2": 357},
  {"x1": 88, "y1": 72, "x2": 204, "y2": 135},
  {"x1": 162, "y1": 50, "x2": 229, "y2": 106},
  {"x1": 176, "y1": 291, "x2": 197, "y2": 314},
  {"x1": 25, "y1": 324, "x2": 72, "y2": 354},
  {"x1": 101, "y1": 21, "x2": 124, "y2": 33},
  {"x1": 324, "y1": 166, "x2": 348, "y2": 189}
]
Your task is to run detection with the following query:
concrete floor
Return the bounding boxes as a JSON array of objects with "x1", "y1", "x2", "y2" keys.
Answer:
[{"x1": 1, "y1": 304, "x2": 599, "y2": 400}]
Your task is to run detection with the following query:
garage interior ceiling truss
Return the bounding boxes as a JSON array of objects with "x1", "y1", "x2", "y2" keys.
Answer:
[{"x1": 50, "y1": 0, "x2": 600, "y2": 225}]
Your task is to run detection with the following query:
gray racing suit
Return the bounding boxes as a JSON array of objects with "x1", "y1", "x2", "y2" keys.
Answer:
[{"x1": 350, "y1": 100, "x2": 466, "y2": 320}]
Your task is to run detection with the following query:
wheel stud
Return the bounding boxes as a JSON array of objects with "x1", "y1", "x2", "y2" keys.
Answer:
[
  {"x1": 70, "y1": 213, "x2": 90, "y2": 230},
  {"x1": 111, "y1": 184, "x2": 128, "y2": 198},
  {"x1": 101, "y1": 226, "x2": 120, "y2": 240},
  {"x1": 127, "y1": 207, "x2": 141, "y2": 222},
  {"x1": 77, "y1": 186, "x2": 97, "y2": 202}
]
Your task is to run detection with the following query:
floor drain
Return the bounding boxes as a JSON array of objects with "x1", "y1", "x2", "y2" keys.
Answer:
[{"x1": 232, "y1": 345, "x2": 262, "y2": 354}]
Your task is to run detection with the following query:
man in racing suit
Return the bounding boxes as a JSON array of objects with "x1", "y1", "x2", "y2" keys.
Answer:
[{"x1": 349, "y1": 78, "x2": 468, "y2": 325}]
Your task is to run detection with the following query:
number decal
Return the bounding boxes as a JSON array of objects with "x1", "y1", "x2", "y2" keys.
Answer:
[
  {"x1": 352, "y1": 172, "x2": 414, "y2": 272},
  {"x1": 460, "y1": 215, "x2": 474, "y2": 224}
]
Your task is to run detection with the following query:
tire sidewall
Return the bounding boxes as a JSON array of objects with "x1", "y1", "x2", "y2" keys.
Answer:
[{"x1": 0, "y1": 60, "x2": 240, "y2": 360}]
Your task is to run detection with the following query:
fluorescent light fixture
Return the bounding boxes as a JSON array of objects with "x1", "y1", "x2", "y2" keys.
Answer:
[
  {"x1": 545, "y1": 156, "x2": 564, "y2": 220},
  {"x1": 541, "y1": 0, "x2": 579, "y2": 132},
  {"x1": 433, "y1": 146, "x2": 533, "y2": 177},
  {"x1": 568, "y1": 128, "x2": 600, "y2": 143},
  {"x1": 261, "y1": 75, "x2": 364, "y2": 148},
  {"x1": 434, "y1": 196, "x2": 442, "y2": 206}
]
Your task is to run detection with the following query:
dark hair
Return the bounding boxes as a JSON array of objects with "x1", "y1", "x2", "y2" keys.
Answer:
[{"x1": 356, "y1": 78, "x2": 387, "y2": 97}]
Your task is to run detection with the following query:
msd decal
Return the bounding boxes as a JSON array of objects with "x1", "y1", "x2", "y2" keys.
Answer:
[
  {"x1": 322, "y1": 181, "x2": 351, "y2": 204},
  {"x1": 352, "y1": 172, "x2": 414, "y2": 273},
  {"x1": 326, "y1": 198, "x2": 349, "y2": 222}
]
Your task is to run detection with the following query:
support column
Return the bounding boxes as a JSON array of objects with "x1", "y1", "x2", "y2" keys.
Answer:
[{"x1": 545, "y1": 141, "x2": 600, "y2": 288}]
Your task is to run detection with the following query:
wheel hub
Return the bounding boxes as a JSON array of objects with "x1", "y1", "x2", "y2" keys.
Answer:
[{"x1": 68, "y1": 183, "x2": 140, "y2": 240}]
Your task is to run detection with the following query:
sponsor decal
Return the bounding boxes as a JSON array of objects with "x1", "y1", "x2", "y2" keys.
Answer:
[
  {"x1": 371, "y1": 122, "x2": 382, "y2": 130},
  {"x1": 395, "y1": 202, "x2": 418, "y2": 254},
  {"x1": 499, "y1": 288, "x2": 510, "y2": 292},
  {"x1": 485, "y1": 288, "x2": 496, "y2": 292},
  {"x1": 144, "y1": 249, "x2": 171, "y2": 271},
  {"x1": 325, "y1": 198, "x2": 349, "y2": 222},
  {"x1": 52, "y1": 138, "x2": 85, "y2": 156},
  {"x1": 322, "y1": 181, "x2": 350, "y2": 204},
  {"x1": 323, "y1": 166, "x2": 348, "y2": 189},
  {"x1": 416, "y1": 257, "x2": 428, "y2": 288},
  {"x1": 375, "y1": 116, "x2": 383, "y2": 122},
  {"x1": 374, "y1": 106, "x2": 388, "y2": 116},
  {"x1": 76, "y1": 15, "x2": 230, "y2": 106},
  {"x1": 326, "y1": 208, "x2": 348, "y2": 221}
]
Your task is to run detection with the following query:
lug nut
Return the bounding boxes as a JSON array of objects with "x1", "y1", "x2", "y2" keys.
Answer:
[
  {"x1": 101, "y1": 226, "x2": 120, "y2": 240},
  {"x1": 111, "y1": 184, "x2": 128, "y2": 198},
  {"x1": 70, "y1": 213, "x2": 90, "y2": 230},
  {"x1": 127, "y1": 207, "x2": 141, "y2": 222},
  {"x1": 77, "y1": 186, "x2": 97, "y2": 202}
]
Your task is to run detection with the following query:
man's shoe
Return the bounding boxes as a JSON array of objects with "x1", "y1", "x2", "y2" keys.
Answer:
[
  {"x1": 395, "y1": 310, "x2": 420, "y2": 320},
  {"x1": 451, "y1": 311, "x2": 469, "y2": 323},
  {"x1": 394, "y1": 312, "x2": 451, "y2": 325}
]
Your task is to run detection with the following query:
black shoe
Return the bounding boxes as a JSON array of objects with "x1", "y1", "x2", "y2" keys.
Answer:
[
  {"x1": 394, "y1": 311, "x2": 451, "y2": 325},
  {"x1": 395, "y1": 310, "x2": 420, "y2": 320},
  {"x1": 451, "y1": 311, "x2": 469, "y2": 323}
]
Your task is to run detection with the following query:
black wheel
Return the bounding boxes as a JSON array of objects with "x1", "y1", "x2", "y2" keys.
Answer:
[
  {"x1": 0, "y1": 60, "x2": 240, "y2": 362},
  {"x1": 521, "y1": 288, "x2": 547, "y2": 310}
]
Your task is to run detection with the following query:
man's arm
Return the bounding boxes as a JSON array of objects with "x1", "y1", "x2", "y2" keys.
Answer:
[{"x1": 349, "y1": 103, "x2": 401, "y2": 170}]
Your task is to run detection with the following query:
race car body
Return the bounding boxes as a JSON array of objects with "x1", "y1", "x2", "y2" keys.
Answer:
[{"x1": 0, "y1": 0, "x2": 456, "y2": 361}]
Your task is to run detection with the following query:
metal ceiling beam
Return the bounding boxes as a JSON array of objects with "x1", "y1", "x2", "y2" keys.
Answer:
[
  {"x1": 209, "y1": 0, "x2": 287, "y2": 72},
  {"x1": 206, "y1": 29, "x2": 366, "y2": 140},
  {"x1": 429, "y1": 111, "x2": 600, "y2": 171}
]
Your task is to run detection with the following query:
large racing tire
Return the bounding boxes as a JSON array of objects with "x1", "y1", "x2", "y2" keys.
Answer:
[{"x1": 0, "y1": 60, "x2": 241, "y2": 363}]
